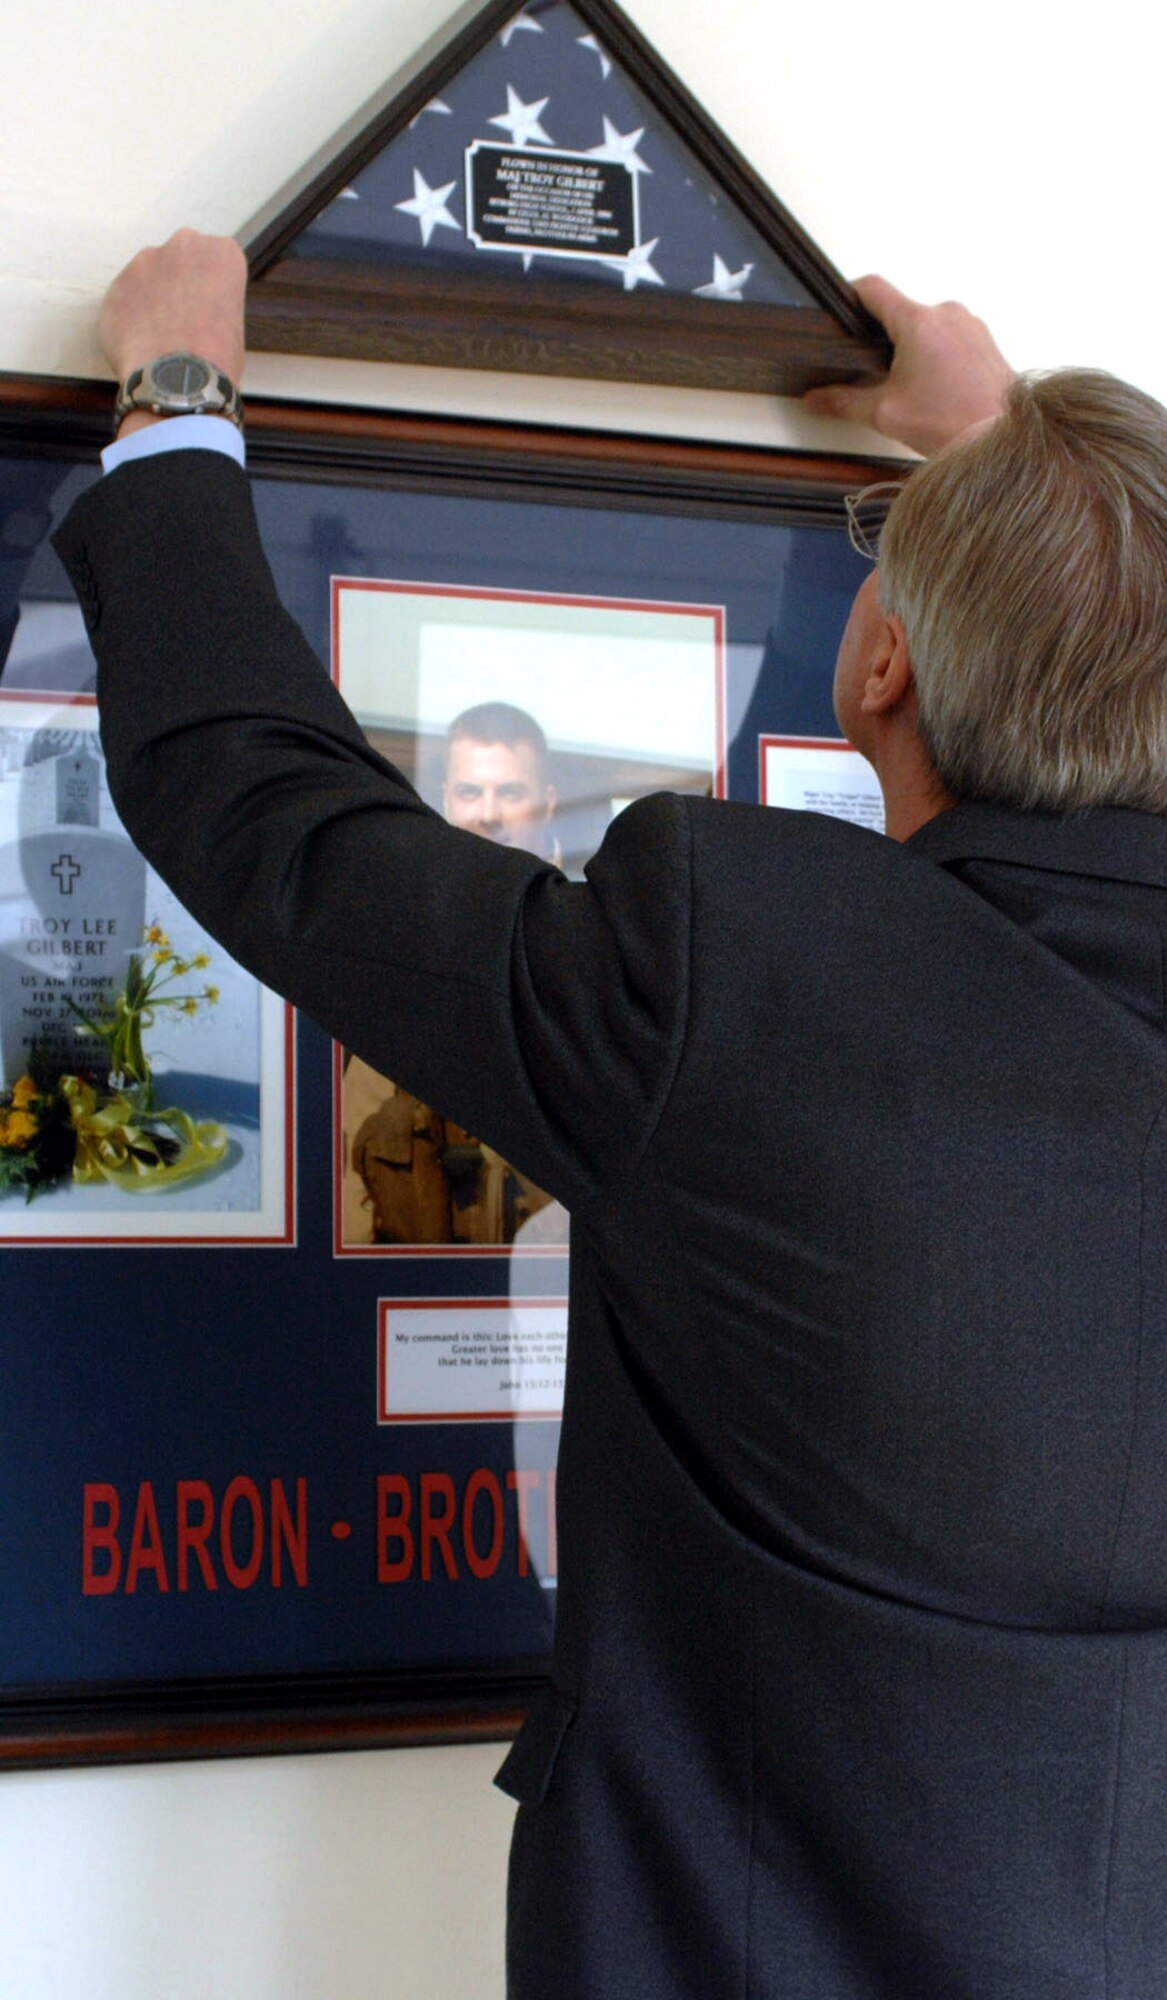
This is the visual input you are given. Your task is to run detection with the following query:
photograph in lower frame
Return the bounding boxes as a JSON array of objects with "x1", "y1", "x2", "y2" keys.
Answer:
[{"x1": 332, "y1": 575, "x2": 724, "y2": 1254}]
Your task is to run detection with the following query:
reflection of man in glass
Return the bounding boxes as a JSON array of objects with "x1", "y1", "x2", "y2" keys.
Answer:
[{"x1": 342, "y1": 702, "x2": 568, "y2": 1247}]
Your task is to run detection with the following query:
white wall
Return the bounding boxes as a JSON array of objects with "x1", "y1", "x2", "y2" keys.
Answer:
[
  {"x1": 0, "y1": 1745, "x2": 515, "y2": 2000},
  {"x1": 5, "y1": 0, "x2": 1167, "y2": 421},
  {"x1": 3, "y1": 2, "x2": 1165, "y2": 1995}
]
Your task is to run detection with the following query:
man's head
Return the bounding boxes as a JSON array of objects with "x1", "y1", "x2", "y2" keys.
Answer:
[
  {"x1": 442, "y1": 702, "x2": 557, "y2": 854},
  {"x1": 866, "y1": 369, "x2": 1167, "y2": 815}
]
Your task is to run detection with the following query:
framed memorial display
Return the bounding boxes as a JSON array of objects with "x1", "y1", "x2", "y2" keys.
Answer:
[
  {"x1": 0, "y1": 373, "x2": 898, "y2": 1767},
  {"x1": 244, "y1": 0, "x2": 891, "y2": 393}
]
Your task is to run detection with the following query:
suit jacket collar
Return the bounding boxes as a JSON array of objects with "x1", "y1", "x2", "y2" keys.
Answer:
[{"x1": 908, "y1": 801, "x2": 1167, "y2": 888}]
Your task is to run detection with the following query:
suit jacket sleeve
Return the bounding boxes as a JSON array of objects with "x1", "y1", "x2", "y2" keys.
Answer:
[{"x1": 52, "y1": 449, "x2": 693, "y2": 1215}]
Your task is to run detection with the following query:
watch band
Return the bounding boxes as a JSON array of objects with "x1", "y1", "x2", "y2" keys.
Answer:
[{"x1": 114, "y1": 353, "x2": 244, "y2": 432}]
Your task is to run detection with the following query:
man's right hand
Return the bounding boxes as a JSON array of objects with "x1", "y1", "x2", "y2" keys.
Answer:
[
  {"x1": 100, "y1": 229, "x2": 248, "y2": 436},
  {"x1": 803, "y1": 276, "x2": 1016, "y2": 456}
]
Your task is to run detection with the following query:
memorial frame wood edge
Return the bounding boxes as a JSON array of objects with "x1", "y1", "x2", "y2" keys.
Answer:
[
  {"x1": 241, "y1": 0, "x2": 893, "y2": 395},
  {"x1": 0, "y1": 372, "x2": 899, "y2": 510},
  {"x1": 0, "y1": 368, "x2": 898, "y2": 1769}
]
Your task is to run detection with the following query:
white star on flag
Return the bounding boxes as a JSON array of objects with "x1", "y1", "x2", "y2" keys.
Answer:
[
  {"x1": 695, "y1": 255, "x2": 754, "y2": 301},
  {"x1": 337, "y1": 187, "x2": 359, "y2": 201},
  {"x1": 395, "y1": 170, "x2": 461, "y2": 247},
  {"x1": 408, "y1": 97, "x2": 454, "y2": 129},
  {"x1": 577, "y1": 33, "x2": 612, "y2": 77},
  {"x1": 489, "y1": 86, "x2": 554, "y2": 148},
  {"x1": 605, "y1": 237, "x2": 664, "y2": 291},
  {"x1": 499, "y1": 11, "x2": 544, "y2": 46},
  {"x1": 588, "y1": 118, "x2": 652, "y2": 176}
]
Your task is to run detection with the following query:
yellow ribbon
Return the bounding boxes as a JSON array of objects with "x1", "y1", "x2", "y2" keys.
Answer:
[{"x1": 61, "y1": 1077, "x2": 228, "y2": 1193}]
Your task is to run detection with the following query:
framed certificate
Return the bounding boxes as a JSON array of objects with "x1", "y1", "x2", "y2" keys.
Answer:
[{"x1": 0, "y1": 373, "x2": 895, "y2": 1767}]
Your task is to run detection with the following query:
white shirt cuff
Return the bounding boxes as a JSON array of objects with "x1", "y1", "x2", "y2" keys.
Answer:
[{"x1": 102, "y1": 416, "x2": 246, "y2": 476}]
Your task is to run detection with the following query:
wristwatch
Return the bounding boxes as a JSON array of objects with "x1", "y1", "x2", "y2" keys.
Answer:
[{"x1": 114, "y1": 352, "x2": 243, "y2": 431}]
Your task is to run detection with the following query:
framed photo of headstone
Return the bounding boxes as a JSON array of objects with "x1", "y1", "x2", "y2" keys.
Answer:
[
  {"x1": 0, "y1": 691, "x2": 293, "y2": 1245},
  {"x1": 0, "y1": 374, "x2": 896, "y2": 1768}
]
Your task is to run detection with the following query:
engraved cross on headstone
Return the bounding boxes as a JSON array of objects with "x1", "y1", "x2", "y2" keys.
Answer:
[{"x1": 50, "y1": 852, "x2": 82, "y2": 895}]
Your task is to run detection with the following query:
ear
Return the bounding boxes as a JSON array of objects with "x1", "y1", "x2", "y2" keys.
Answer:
[{"x1": 859, "y1": 611, "x2": 915, "y2": 717}]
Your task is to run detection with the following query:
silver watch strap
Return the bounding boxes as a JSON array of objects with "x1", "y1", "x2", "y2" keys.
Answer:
[{"x1": 114, "y1": 355, "x2": 244, "y2": 431}]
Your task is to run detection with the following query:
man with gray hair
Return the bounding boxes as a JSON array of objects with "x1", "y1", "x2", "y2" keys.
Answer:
[
  {"x1": 52, "y1": 236, "x2": 1167, "y2": 1997},
  {"x1": 833, "y1": 357, "x2": 1167, "y2": 822}
]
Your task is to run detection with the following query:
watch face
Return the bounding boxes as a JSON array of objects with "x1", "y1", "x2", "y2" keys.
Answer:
[{"x1": 152, "y1": 354, "x2": 213, "y2": 398}]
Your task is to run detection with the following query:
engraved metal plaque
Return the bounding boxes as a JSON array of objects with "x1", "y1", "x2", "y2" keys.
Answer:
[{"x1": 466, "y1": 141, "x2": 636, "y2": 263}]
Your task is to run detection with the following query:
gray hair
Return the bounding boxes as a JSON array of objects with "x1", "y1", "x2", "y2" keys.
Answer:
[{"x1": 878, "y1": 369, "x2": 1167, "y2": 812}]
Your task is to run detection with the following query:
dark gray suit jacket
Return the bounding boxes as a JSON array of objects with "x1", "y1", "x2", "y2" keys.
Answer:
[{"x1": 56, "y1": 452, "x2": 1167, "y2": 1999}]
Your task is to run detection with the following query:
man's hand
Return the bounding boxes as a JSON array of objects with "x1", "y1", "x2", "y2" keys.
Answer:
[
  {"x1": 803, "y1": 276, "x2": 1016, "y2": 456},
  {"x1": 100, "y1": 229, "x2": 248, "y2": 435}
]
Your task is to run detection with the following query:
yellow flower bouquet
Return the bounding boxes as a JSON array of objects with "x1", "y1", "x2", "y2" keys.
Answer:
[{"x1": 0, "y1": 925, "x2": 228, "y2": 1202}]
